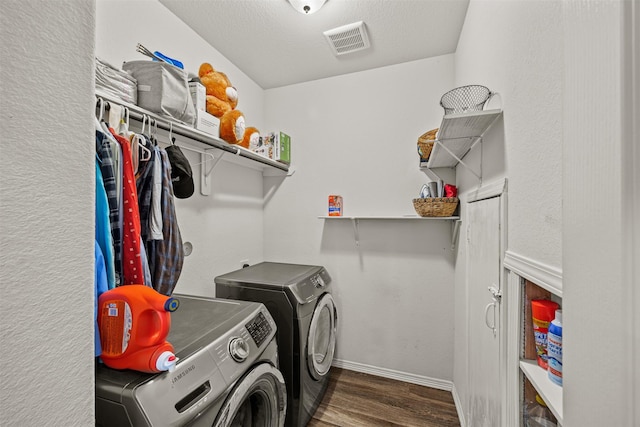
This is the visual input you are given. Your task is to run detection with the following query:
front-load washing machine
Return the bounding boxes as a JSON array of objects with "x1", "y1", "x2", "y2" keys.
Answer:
[
  {"x1": 95, "y1": 295, "x2": 287, "y2": 427},
  {"x1": 215, "y1": 262, "x2": 338, "y2": 427}
]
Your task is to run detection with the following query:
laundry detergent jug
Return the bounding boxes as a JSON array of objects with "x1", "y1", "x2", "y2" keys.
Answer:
[{"x1": 98, "y1": 285, "x2": 180, "y2": 373}]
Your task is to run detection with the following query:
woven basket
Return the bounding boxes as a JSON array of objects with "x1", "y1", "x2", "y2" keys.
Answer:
[
  {"x1": 417, "y1": 128, "x2": 438, "y2": 161},
  {"x1": 413, "y1": 197, "x2": 459, "y2": 217}
]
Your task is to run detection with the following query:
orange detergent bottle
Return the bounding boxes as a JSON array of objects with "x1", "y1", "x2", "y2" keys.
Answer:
[{"x1": 98, "y1": 285, "x2": 180, "y2": 373}]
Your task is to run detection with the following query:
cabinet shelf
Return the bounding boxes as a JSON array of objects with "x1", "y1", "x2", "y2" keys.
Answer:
[
  {"x1": 420, "y1": 109, "x2": 503, "y2": 178},
  {"x1": 520, "y1": 360, "x2": 563, "y2": 424},
  {"x1": 95, "y1": 91, "x2": 290, "y2": 175}
]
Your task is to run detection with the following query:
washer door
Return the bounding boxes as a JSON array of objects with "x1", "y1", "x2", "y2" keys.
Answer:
[
  {"x1": 214, "y1": 363, "x2": 287, "y2": 427},
  {"x1": 307, "y1": 293, "x2": 337, "y2": 381}
]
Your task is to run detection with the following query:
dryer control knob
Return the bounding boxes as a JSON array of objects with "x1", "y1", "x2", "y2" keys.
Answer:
[{"x1": 229, "y1": 337, "x2": 250, "y2": 363}]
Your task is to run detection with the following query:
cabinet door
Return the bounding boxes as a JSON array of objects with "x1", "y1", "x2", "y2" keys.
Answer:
[{"x1": 467, "y1": 195, "x2": 502, "y2": 426}]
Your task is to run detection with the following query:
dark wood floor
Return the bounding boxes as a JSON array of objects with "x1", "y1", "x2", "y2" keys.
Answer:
[{"x1": 308, "y1": 368, "x2": 461, "y2": 427}]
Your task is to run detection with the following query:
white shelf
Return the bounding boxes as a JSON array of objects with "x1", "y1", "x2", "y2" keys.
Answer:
[
  {"x1": 421, "y1": 109, "x2": 503, "y2": 176},
  {"x1": 520, "y1": 360, "x2": 563, "y2": 425},
  {"x1": 96, "y1": 91, "x2": 289, "y2": 175},
  {"x1": 318, "y1": 215, "x2": 459, "y2": 220},
  {"x1": 319, "y1": 215, "x2": 460, "y2": 248}
]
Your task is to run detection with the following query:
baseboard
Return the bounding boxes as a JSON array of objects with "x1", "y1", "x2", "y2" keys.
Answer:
[
  {"x1": 451, "y1": 383, "x2": 466, "y2": 427},
  {"x1": 331, "y1": 358, "x2": 453, "y2": 392}
]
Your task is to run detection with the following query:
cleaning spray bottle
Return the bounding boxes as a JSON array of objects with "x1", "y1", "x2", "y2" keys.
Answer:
[
  {"x1": 98, "y1": 285, "x2": 180, "y2": 373},
  {"x1": 547, "y1": 309, "x2": 563, "y2": 385}
]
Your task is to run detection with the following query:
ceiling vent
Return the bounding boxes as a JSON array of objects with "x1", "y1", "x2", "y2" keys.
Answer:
[{"x1": 323, "y1": 21, "x2": 370, "y2": 56}]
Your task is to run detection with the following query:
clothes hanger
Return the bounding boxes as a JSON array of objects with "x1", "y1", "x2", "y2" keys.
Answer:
[
  {"x1": 151, "y1": 118, "x2": 159, "y2": 147},
  {"x1": 132, "y1": 114, "x2": 152, "y2": 167},
  {"x1": 95, "y1": 98, "x2": 105, "y2": 131},
  {"x1": 117, "y1": 106, "x2": 130, "y2": 136},
  {"x1": 138, "y1": 134, "x2": 152, "y2": 162},
  {"x1": 169, "y1": 122, "x2": 176, "y2": 145}
]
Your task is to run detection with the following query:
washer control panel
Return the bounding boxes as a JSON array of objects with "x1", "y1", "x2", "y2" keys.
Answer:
[
  {"x1": 245, "y1": 311, "x2": 272, "y2": 347},
  {"x1": 310, "y1": 274, "x2": 326, "y2": 288}
]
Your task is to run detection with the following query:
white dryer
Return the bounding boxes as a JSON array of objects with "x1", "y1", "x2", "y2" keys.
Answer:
[
  {"x1": 95, "y1": 295, "x2": 287, "y2": 426},
  {"x1": 215, "y1": 262, "x2": 338, "y2": 427}
]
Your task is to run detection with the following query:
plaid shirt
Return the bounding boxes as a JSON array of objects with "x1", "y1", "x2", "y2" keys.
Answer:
[
  {"x1": 96, "y1": 130, "x2": 120, "y2": 287},
  {"x1": 135, "y1": 135, "x2": 156, "y2": 242},
  {"x1": 146, "y1": 148, "x2": 184, "y2": 295}
]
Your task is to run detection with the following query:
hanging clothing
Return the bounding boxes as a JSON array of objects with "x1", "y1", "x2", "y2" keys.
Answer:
[
  {"x1": 96, "y1": 130, "x2": 121, "y2": 286},
  {"x1": 109, "y1": 127, "x2": 144, "y2": 285},
  {"x1": 101, "y1": 122, "x2": 123, "y2": 211},
  {"x1": 139, "y1": 240, "x2": 153, "y2": 288},
  {"x1": 146, "y1": 148, "x2": 184, "y2": 295},
  {"x1": 135, "y1": 134, "x2": 156, "y2": 242},
  {"x1": 95, "y1": 160, "x2": 115, "y2": 290},
  {"x1": 94, "y1": 240, "x2": 108, "y2": 357},
  {"x1": 150, "y1": 145, "x2": 164, "y2": 240},
  {"x1": 134, "y1": 134, "x2": 156, "y2": 289}
]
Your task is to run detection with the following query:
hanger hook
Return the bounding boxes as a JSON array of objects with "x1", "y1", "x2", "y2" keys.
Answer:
[
  {"x1": 96, "y1": 97, "x2": 105, "y2": 121},
  {"x1": 169, "y1": 122, "x2": 175, "y2": 144}
]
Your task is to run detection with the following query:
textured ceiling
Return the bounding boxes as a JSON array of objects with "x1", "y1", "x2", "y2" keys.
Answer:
[{"x1": 159, "y1": 0, "x2": 469, "y2": 89}]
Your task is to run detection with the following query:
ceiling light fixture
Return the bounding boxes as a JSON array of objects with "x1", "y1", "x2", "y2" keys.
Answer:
[{"x1": 287, "y1": 0, "x2": 327, "y2": 14}]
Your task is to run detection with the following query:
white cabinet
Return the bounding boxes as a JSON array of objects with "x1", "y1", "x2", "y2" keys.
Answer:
[
  {"x1": 456, "y1": 179, "x2": 508, "y2": 427},
  {"x1": 466, "y1": 195, "x2": 503, "y2": 426}
]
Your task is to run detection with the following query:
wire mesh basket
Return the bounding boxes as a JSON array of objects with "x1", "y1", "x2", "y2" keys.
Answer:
[{"x1": 440, "y1": 85, "x2": 492, "y2": 115}]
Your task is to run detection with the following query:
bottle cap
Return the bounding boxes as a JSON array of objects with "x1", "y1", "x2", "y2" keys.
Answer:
[
  {"x1": 164, "y1": 297, "x2": 180, "y2": 312},
  {"x1": 554, "y1": 309, "x2": 562, "y2": 323},
  {"x1": 535, "y1": 394, "x2": 548, "y2": 407},
  {"x1": 155, "y1": 351, "x2": 178, "y2": 372}
]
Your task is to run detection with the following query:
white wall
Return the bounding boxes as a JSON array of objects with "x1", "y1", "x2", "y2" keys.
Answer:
[
  {"x1": 97, "y1": 0, "x2": 458, "y2": 385},
  {"x1": 455, "y1": 0, "x2": 636, "y2": 425},
  {"x1": 452, "y1": 0, "x2": 563, "y2": 419},
  {"x1": 96, "y1": 0, "x2": 459, "y2": 385},
  {"x1": 96, "y1": 0, "x2": 269, "y2": 296},
  {"x1": 455, "y1": 0, "x2": 563, "y2": 270},
  {"x1": 0, "y1": 1, "x2": 95, "y2": 425},
  {"x1": 452, "y1": 0, "x2": 564, "y2": 419},
  {"x1": 96, "y1": 0, "x2": 265, "y2": 130},
  {"x1": 263, "y1": 56, "x2": 458, "y2": 384},
  {"x1": 562, "y1": 1, "x2": 634, "y2": 425}
]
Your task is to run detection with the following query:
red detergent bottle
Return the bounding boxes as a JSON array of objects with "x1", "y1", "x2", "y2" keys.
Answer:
[{"x1": 98, "y1": 285, "x2": 180, "y2": 373}]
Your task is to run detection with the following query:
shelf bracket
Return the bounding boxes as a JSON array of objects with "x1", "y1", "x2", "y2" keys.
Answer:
[
  {"x1": 200, "y1": 150, "x2": 224, "y2": 196},
  {"x1": 351, "y1": 218, "x2": 360, "y2": 247},
  {"x1": 451, "y1": 219, "x2": 462, "y2": 251},
  {"x1": 433, "y1": 138, "x2": 483, "y2": 181}
]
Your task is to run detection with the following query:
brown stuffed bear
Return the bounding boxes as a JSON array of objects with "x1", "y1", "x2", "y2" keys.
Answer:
[
  {"x1": 198, "y1": 63, "x2": 244, "y2": 144},
  {"x1": 220, "y1": 110, "x2": 246, "y2": 146},
  {"x1": 239, "y1": 126, "x2": 260, "y2": 149}
]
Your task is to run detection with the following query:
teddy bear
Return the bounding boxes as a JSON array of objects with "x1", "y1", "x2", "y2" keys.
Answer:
[
  {"x1": 198, "y1": 63, "x2": 245, "y2": 144},
  {"x1": 240, "y1": 126, "x2": 260, "y2": 149}
]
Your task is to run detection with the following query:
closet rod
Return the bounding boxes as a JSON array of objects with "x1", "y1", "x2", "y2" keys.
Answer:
[{"x1": 95, "y1": 93, "x2": 289, "y2": 172}]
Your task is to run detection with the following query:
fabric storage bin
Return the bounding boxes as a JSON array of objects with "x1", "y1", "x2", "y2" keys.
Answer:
[{"x1": 123, "y1": 60, "x2": 196, "y2": 126}]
